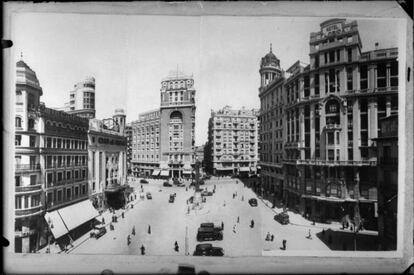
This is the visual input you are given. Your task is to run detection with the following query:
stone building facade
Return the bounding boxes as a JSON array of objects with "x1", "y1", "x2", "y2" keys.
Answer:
[
  {"x1": 205, "y1": 106, "x2": 259, "y2": 177},
  {"x1": 64, "y1": 77, "x2": 96, "y2": 119},
  {"x1": 258, "y1": 18, "x2": 399, "y2": 230}
]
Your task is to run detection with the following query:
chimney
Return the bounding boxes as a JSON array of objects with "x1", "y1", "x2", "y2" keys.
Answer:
[{"x1": 375, "y1": 42, "x2": 379, "y2": 50}]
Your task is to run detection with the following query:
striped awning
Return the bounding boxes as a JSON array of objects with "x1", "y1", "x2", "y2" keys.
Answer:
[
  {"x1": 160, "y1": 170, "x2": 169, "y2": 177},
  {"x1": 152, "y1": 170, "x2": 161, "y2": 176}
]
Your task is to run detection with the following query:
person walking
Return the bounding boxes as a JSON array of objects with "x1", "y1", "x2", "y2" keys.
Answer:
[
  {"x1": 127, "y1": 235, "x2": 131, "y2": 245},
  {"x1": 221, "y1": 221, "x2": 224, "y2": 230},
  {"x1": 237, "y1": 216, "x2": 240, "y2": 223},
  {"x1": 282, "y1": 240, "x2": 287, "y2": 250},
  {"x1": 102, "y1": 217, "x2": 105, "y2": 224},
  {"x1": 132, "y1": 226, "x2": 135, "y2": 236},
  {"x1": 174, "y1": 241, "x2": 179, "y2": 252},
  {"x1": 271, "y1": 234, "x2": 274, "y2": 242},
  {"x1": 307, "y1": 229, "x2": 312, "y2": 240},
  {"x1": 233, "y1": 225, "x2": 236, "y2": 233},
  {"x1": 250, "y1": 219, "x2": 255, "y2": 228},
  {"x1": 148, "y1": 225, "x2": 151, "y2": 234},
  {"x1": 140, "y1": 244, "x2": 145, "y2": 255}
]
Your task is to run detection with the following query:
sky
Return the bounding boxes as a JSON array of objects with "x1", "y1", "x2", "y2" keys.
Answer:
[{"x1": 12, "y1": 13, "x2": 402, "y2": 145}]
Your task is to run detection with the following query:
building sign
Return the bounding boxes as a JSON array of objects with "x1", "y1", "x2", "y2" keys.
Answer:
[{"x1": 322, "y1": 23, "x2": 343, "y2": 36}]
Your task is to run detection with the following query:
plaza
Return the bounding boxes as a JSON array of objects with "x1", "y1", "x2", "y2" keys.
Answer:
[{"x1": 67, "y1": 177, "x2": 378, "y2": 256}]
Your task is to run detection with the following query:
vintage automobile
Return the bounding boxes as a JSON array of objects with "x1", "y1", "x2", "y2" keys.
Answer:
[
  {"x1": 248, "y1": 198, "x2": 258, "y2": 207},
  {"x1": 200, "y1": 222, "x2": 222, "y2": 231},
  {"x1": 90, "y1": 224, "x2": 107, "y2": 239},
  {"x1": 163, "y1": 181, "x2": 173, "y2": 187},
  {"x1": 193, "y1": 243, "x2": 224, "y2": 256},
  {"x1": 274, "y1": 212, "x2": 290, "y2": 225},
  {"x1": 196, "y1": 227, "x2": 223, "y2": 241},
  {"x1": 146, "y1": 192, "x2": 152, "y2": 199},
  {"x1": 140, "y1": 179, "x2": 149, "y2": 184},
  {"x1": 169, "y1": 194, "x2": 175, "y2": 203}
]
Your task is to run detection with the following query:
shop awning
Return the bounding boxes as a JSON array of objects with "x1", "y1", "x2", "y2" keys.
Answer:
[
  {"x1": 57, "y1": 199, "x2": 99, "y2": 232},
  {"x1": 182, "y1": 170, "x2": 192, "y2": 174},
  {"x1": 160, "y1": 170, "x2": 169, "y2": 177},
  {"x1": 44, "y1": 210, "x2": 69, "y2": 239},
  {"x1": 152, "y1": 170, "x2": 161, "y2": 176},
  {"x1": 239, "y1": 167, "x2": 250, "y2": 172}
]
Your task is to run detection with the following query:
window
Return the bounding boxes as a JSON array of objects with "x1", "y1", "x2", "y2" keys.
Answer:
[
  {"x1": 315, "y1": 55, "x2": 319, "y2": 69},
  {"x1": 336, "y1": 49, "x2": 340, "y2": 62},
  {"x1": 15, "y1": 117, "x2": 22, "y2": 128},
  {"x1": 15, "y1": 135, "x2": 22, "y2": 146},
  {"x1": 314, "y1": 73, "x2": 320, "y2": 95},
  {"x1": 360, "y1": 65, "x2": 368, "y2": 90},
  {"x1": 47, "y1": 173, "x2": 53, "y2": 185},
  {"x1": 390, "y1": 61, "x2": 398, "y2": 87},
  {"x1": 15, "y1": 176, "x2": 21, "y2": 187},
  {"x1": 347, "y1": 48, "x2": 352, "y2": 62},
  {"x1": 28, "y1": 119, "x2": 35, "y2": 130},
  {"x1": 66, "y1": 171, "x2": 71, "y2": 180},
  {"x1": 57, "y1": 190, "x2": 62, "y2": 202},
  {"x1": 347, "y1": 67, "x2": 353, "y2": 91},
  {"x1": 377, "y1": 63, "x2": 387, "y2": 88},
  {"x1": 66, "y1": 188, "x2": 71, "y2": 200},
  {"x1": 329, "y1": 51, "x2": 335, "y2": 63},
  {"x1": 30, "y1": 175, "x2": 37, "y2": 185},
  {"x1": 15, "y1": 197, "x2": 22, "y2": 209},
  {"x1": 328, "y1": 149, "x2": 335, "y2": 161},
  {"x1": 29, "y1": 136, "x2": 36, "y2": 147},
  {"x1": 57, "y1": 172, "x2": 63, "y2": 182},
  {"x1": 82, "y1": 185, "x2": 86, "y2": 194},
  {"x1": 24, "y1": 196, "x2": 29, "y2": 208},
  {"x1": 327, "y1": 132, "x2": 335, "y2": 145}
]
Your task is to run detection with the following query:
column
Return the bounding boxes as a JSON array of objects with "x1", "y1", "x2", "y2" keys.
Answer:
[{"x1": 21, "y1": 224, "x2": 30, "y2": 253}]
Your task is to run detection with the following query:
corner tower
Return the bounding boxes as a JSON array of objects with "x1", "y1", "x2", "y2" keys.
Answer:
[
  {"x1": 159, "y1": 70, "x2": 196, "y2": 178},
  {"x1": 259, "y1": 44, "x2": 282, "y2": 90}
]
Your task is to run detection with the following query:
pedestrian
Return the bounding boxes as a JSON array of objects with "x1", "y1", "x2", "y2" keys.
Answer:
[
  {"x1": 307, "y1": 229, "x2": 312, "y2": 239},
  {"x1": 140, "y1": 244, "x2": 145, "y2": 255},
  {"x1": 221, "y1": 221, "x2": 224, "y2": 230},
  {"x1": 242, "y1": 195, "x2": 244, "y2": 201},
  {"x1": 233, "y1": 225, "x2": 236, "y2": 233},
  {"x1": 174, "y1": 241, "x2": 179, "y2": 252},
  {"x1": 148, "y1": 225, "x2": 151, "y2": 234},
  {"x1": 250, "y1": 219, "x2": 255, "y2": 228},
  {"x1": 101, "y1": 217, "x2": 105, "y2": 224},
  {"x1": 271, "y1": 234, "x2": 274, "y2": 242},
  {"x1": 127, "y1": 235, "x2": 131, "y2": 245},
  {"x1": 132, "y1": 226, "x2": 135, "y2": 235},
  {"x1": 266, "y1": 232, "x2": 270, "y2": 241},
  {"x1": 282, "y1": 239, "x2": 287, "y2": 250},
  {"x1": 122, "y1": 212, "x2": 125, "y2": 219},
  {"x1": 237, "y1": 216, "x2": 240, "y2": 223},
  {"x1": 223, "y1": 200, "x2": 226, "y2": 207}
]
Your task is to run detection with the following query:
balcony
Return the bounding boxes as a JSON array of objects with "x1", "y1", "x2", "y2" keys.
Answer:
[
  {"x1": 15, "y1": 184, "x2": 42, "y2": 194},
  {"x1": 294, "y1": 159, "x2": 377, "y2": 166},
  {"x1": 379, "y1": 157, "x2": 398, "y2": 166},
  {"x1": 15, "y1": 163, "x2": 41, "y2": 172},
  {"x1": 15, "y1": 205, "x2": 43, "y2": 218}
]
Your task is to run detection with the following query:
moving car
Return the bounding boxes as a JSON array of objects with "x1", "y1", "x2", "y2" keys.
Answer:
[
  {"x1": 200, "y1": 190, "x2": 213, "y2": 196},
  {"x1": 193, "y1": 243, "x2": 224, "y2": 256},
  {"x1": 90, "y1": 224, "x2": 107, "y2": 239},
  {"x1": 200, "y1": 222, "x2": 222, "y2": 231},
  {"x1": 248, "y1": 198, "x2": 258, "y2": 207},
  {"x1": 163, "y1": 181, "x2": 172, "y2": 187},
  {"x1": 169, "y1": 194, "x2": 175, "y2": 203},
  {"x1": 140, "y1": 179, "x2": 149, "y2": 184},
  {"x1": 196, "y1": 227, "x2": 223, "y2": 241},
  {"x1": 274, "y1": 212, "x2": 290, "y2": 225},
  {"x1": 146, "y1": 192, "x2": 152, "y2": 199}
]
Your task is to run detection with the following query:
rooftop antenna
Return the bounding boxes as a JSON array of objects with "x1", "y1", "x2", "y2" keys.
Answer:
[
  {"x1": 270, "y1": 43, "x2": 272, "y2": 53},
  {"x1": 20, "y1": 51, "x2": 23, "y2": 60}
]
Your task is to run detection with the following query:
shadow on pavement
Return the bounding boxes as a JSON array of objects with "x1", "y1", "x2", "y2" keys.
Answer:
[{"x1": 315, "y1": 228, "x2": 379, "y2": 251}]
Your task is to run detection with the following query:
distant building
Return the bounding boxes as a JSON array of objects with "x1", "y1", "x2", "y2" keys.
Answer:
[
  {"x1": 88, "y1": 109, "x2": 128, "y2": 211},
  {"x1": 375, "y1": 115, "x2": 398, "y2": 250},
  {"x1": 65, "y1": 77, "x2": 96, "y2": 119},
  {"x1": 15, "y1": 59, "x2": 91, "y2": 253},
  {"x1": 205, "y1": 106, "x2": 259, "y2": 177},
  {"x1": 258, "y1": 18, "x2": 398, "y2": 229},
  {"x1": 131, "y1": 71, "x2": 196, "y2": 179},
  {"x1": 195, "y1": 145, "x2": 205, "y2": 164}
]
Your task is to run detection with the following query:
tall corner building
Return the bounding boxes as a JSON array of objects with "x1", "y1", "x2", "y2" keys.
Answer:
[
  {"x1": 65, "y1": 76, "x2": 96, "y2": 119},
  {"x1": 131, "y1": 71, "x2": 196, "y2": 178},
  {"x1": 205, "y1": 106, "x2": 259, "y2": 177},
  {"x1": 258, "y1": 18, "x2": 398, "y2": 231}
]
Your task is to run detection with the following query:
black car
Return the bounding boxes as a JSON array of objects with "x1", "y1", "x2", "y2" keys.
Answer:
[
  {"x1": 146, "y1": 192, "x2": 152, "y2": 199},
  {"x1": 193, "y1": 243, "x2": 224, "y2": 256},
  {"x1": 140, "y1": 179, "x2": 149, "y2": 184},
  {"x1": 200, "y1": 222, "x2": 222, "y2": 232},
  {"x1": 163, "y1": 181, "x2": 172, "y2": 187},
  {"x1": 196, "y1": 227, "x2": 223, "y2": 241},
  {"x1": 274, "y1": 212, "x2": 290, "y2": 225},
  {"x1": 169, "y1": 194, "x2": 175, "y2": 203},
  {"x1": 248, "y1": 198, "x2": 258, "y2": 207}
]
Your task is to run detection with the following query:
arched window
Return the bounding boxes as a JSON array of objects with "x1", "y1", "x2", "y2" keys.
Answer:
[
  {"x1": 15, "y1": 117, "x2": 22, "y2": 128},
  {"x1": 170, "y1": 111, "x2": 183, "y2": 121}
]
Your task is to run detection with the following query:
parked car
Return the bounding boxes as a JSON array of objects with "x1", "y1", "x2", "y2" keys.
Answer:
[
  {"x1": 274, "y1": 212, "x2": 290, "y2": 225},
  {"x1": 200, "y1": 222, "x2": 222, "y2": 231},
  {"x1": 177, "y1": 264, "x2": 196, "y2": 275},
  {"x1": 90, "y1": 224, "x2": 107, "y2": 239},
  {"x1": 146, "y1": 192, "x2": 152, "y2": 199},
  {"x1": 248, "y1": 198, "x2": 258, "y2": 207},
  {"x1": 169, "y1": 194, "x2": 175, "y2": 203},
  {"x1": 193, "y1": 243, "x2": 224, "y2": 256},
  {"x1": 197, "y1": 227, "x2": 223, "y2": 241},
  {"x1": 163, "y1": 181, "x2": 172, "y2": 187},
  {"x1": 140, "y1": 179, "x2": 149, "y2": 184}
]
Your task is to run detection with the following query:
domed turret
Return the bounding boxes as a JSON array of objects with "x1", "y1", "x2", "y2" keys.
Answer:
[
  {"x1": 113, "y1": 108, "x2": 126, "y2": 135},
  {"x1": 259, "y1": 44, "x2": 282, "y2": 88}
]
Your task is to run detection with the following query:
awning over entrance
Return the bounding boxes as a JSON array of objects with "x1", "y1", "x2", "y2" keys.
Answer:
[
  {"x1": 152, "y1": 169, "x2": 161, "y2": 176},
  {"x1": 44, "y1": 210, "x2": 69, "y2": 239},
  {"x1": 182, "y1": 170, "x2": 192, "y2": 175},
  {"x1": 45, "y1": 199, "x2": 99, "y2": 239},
  {"x1": 160, "y1": 170, "x2": 169, "y2": 177},
  {"x1": 58, "y1": 199, "x2": 99, "y2": 231},
  {"x1": 239, "y1": 167, "x2": 250, "y2": 172}
]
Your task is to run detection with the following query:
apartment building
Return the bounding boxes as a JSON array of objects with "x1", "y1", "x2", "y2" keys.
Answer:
[{"x1": 205, "y1": 106, "x2": 259, "y2": 177}]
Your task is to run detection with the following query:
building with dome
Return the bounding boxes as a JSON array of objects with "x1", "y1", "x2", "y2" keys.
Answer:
[
  {"x1": 130, "y1": 71, "x2": 196, "y2": 178},
  {"x1": 258, "y1": 19, "x2": 399, "y2": 238},
  {"x1": 14, "y1": 59, "x2": 92, "y2": 253}
]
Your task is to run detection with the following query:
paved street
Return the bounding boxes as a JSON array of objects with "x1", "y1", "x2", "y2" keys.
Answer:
[{"x1": 69, "y1": 177, "x2": 379, "y2": 256}]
